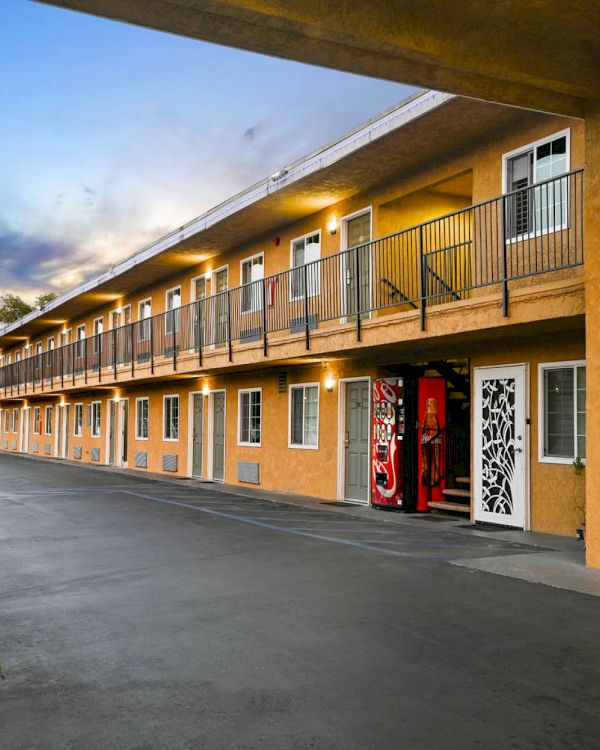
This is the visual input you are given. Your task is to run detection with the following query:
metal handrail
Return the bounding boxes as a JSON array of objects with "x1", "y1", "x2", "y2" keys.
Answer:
[{"x1": 0, "y1": 170, "x2": 584, "y2": 396}]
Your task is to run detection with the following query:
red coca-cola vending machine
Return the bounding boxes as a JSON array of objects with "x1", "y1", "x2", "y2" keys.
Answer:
[
  {"x1": 416, "y1": 377, "x2": 447, "y2": 512},
  {"x1": 371, "y1": 377, "x2": 417, "y2": 511}
]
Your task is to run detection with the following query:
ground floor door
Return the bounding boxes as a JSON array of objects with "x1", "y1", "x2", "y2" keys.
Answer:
[
  {"x1": 21, "y1": 408, "x2": 30, "y2": 454},
  {"x1": 56, "y1": 405, "x2": 63, "y2": 458},
  {"x1": 119, "y1": 400, "x2": 128, "y2": 467},
  {"x1": 473, "y1": 364, "x2": 527, "y2": 528},
  {"x1": 212, "y1": 392, "x2": 225, "y2": 481},
  {"x1": 108, "y1": 401, "x2": 117, "y2": 466},
  {"x1": 62, "y1": 404, "x2": 70, "y2": 459},
  {"x1": 191, "y1": 394, "x2": 204, "y2": 478},
  {"x1": 343, "y1": 379, "x2": 370, "y2": 504}
]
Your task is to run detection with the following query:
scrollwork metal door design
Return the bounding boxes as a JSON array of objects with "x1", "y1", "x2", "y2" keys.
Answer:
[{"x1": 474, "y1": 365, "x2": 527, "y2": 528}]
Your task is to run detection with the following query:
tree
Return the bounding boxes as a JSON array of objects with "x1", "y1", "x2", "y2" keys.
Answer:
[
  {"x1": 35, "y1": 292, "x2": 58, "y2": 309},
  {"x1": 0, "y1": 294, "x2": 34, "y2": 324}
]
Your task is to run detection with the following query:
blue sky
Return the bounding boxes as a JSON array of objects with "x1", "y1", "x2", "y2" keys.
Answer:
[{"x1": 0, "y1": 1, "x2": 415, "y2": 302}]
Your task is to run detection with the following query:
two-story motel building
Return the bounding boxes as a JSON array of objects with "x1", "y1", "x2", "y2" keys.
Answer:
[{"x1": 0, "y1": 91, "x2": 586, "y2": 539}]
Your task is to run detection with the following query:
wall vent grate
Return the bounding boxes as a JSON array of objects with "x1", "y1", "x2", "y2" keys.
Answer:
[{"x1": 238, "y1": 461, "x2": 260, "y2": 484}]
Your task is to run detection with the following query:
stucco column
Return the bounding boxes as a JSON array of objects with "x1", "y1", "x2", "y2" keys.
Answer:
[{"x1": 584, "y1": 102, "x2": 600, "y2": 567}]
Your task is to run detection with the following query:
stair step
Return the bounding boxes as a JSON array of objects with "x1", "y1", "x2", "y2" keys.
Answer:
[
  {"x1": 442, "y1": 488, "x2": 471, "y2": 499},
  {"x1": 428, "y1": 500, "x2": 470, "y2": 514},
  {"x1": 456, "y1": 477, "x2": 471, "y2": 485}
]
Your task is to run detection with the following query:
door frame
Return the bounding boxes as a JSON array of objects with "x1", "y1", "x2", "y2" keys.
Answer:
[
  {"x1": 59, "y1": 402, "x2": 70, "y2": 459},
  {"x1": 105, "y1": 399, "x2": 118, "y2": 466},
  {"x1": 187, "y1": 391, "x2": 205, "y2": 479},
  {"x1": 207, "y1": 389, "x2": 226, "y2": 482},
  {"x1": 54, "y1": 404, "x2": 63, "y2": 458},
  {"x1": 472, "y1": 363, "x2": 530, "y2": 529},
  {"x1": 339, "y1": 206, "x2": 373, "y2": 324},
  {"x1": 337, "y1": 376, "x2": 371, "y2": 504},
  {"x1": 117, "y1": 398, "x2": 129, "y2": 468},
  {"x1": 21, "y1": 405, "x2": 30, "y2": 454}
]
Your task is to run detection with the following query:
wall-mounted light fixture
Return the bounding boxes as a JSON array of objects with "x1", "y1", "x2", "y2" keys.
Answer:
[
  {"x1": 327, "y1": 219, "x2": 338, "y2": 235},
  {"x1": 325, "y1": 375, "x2": 336, "y2": 392},
  {"x1": 202, "y1": 384, "x2": 210, "y2": 397},
  {"x1": 205, "y1": 271, "x2": 212, "y2": 282}
]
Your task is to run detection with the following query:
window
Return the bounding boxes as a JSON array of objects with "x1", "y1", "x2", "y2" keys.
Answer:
[
  {"x1": 61, "y1": 329, "x2": 72, "y2": 347},
  {"x1": 505, "y1": 131, "x2": 569, "y2": 238},
  {"x1": 238, "y1": 388, "x2": 261, "y2": 446},
  {"x1": 241, "y1": 255, "x2": 264, "y2": 314},
  {"x1": 45, "y1": 406, "x2": 53, "y2": 436},
  {"x1": 74, "y1": 403, "x2": 83, "y2": 437},
  {"x1": 4, "y1": 409, "x2": 9, "y2": 432},
  {"x1": 76, "y1": 325, "x2": 85, "y2": 357},
  {"x1": 136, "y1": 397, "x2": 149, "y2": 440},
  {"x1": 93, "y1": 318, "x2": 103, "y2": 354},
  {"x1": 35, "y1": 341, "x2": 42, "y2": 356},
  {"x1": 33, "y1": 406, "x2": 40, "y2": 435},
  {"x1": 165, "y1": 288, "x2": 181, "y2": 335},
  {"x1": 13, "y1": 408, "x2": 19, "y2": 433},
  {"x1": 163, "y1": 395, "x2": 179, "y2": 440},
  {"x1": 47, "y1": 337, "x2": 55, "y2": 352},
  {"x1": 47, "y1": 337, "x2": 55, "y2": 368},
  {"x1": 289, "y1": 384, "x2": 319, "y2": 448},
  {"x1": 540, "y1": 361, "x2": 585, "y2": 462},
  {"x1": 138, "y1": 299, "x2": 152, "y2": 342},
  {"x1": 291, "y1": 232, "x2": 321, "y2": 300},
  {"x1": 91, "y1": 401, "x2": 102, "y2": 438}
]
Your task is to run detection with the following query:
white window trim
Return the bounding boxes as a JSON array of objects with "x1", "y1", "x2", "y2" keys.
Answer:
[
  {"x1": 288, "y1": 382, "x2": 320, "y2": 450},
  {"x1": 165, "y1": 286, "x2": 182, "y2": 311},
  {"x1": 74, "y1": 402, "x2": 84, "y2": 437},
  {"x1": 44, "y1": 405, "x2": 53, "y2": 436},
  {"x1": 61, "y1": 328, "x2": 72, "y2": 346},
  {"x1": 538, "y1": 359, "x2": 585, "y2": 465},
  {"x1": 33, "y1": 406, "x2": 41, "y2": 435},
  {"x1": 135, "y1": 397, "x2": 150, "y2": 441},
  {"x1": 13, "y1": 408, "x2": 19, "y2": 433},
  {"x1": 91, "y1": 401, "x2": 102, "y2": 438},
  {"x1": 138, "y1": 297, "x2": 152, "y2": 319},
  {"x1": 289, "y1": 229, "x2": 321, "y2": 302},
  {"x1": 190, "y1": 274, "x2": 209, "y2": 300},
  {"x1": 502, "y1": 128, "x2": 571, "y2": 244},
  {"x1": 240, "y1": 253, "x2": 264, "y2": 316},
  {"x1": 237, "y1": 387, "x2": 262, "y2": 447},
  {"x1": 163, "y1": 394, "x2": 180, "y2": 442},
  {"x1": 47, "y1": 337, "x2": 55, "y2": 351}
]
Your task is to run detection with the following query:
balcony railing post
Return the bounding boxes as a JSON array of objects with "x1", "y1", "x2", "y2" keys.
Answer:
[
  {"x1": 262, "y1": 279, "x2": 268, "y2": 356},
  {"x1": 501, "y1": 194, "x2": 509, "y2": 317},
  {"x1": 72, "y1": 343, "x2": 75, "y2": 385},
  {"x1": 197, "y1": 301, "x2": 203, "y2": 367},
  {"x1": 227, "y1": 291, "x2": 232, "y2": 362},
  {"x1": 150, "y1": 319, "x2": 154, "y2": 375},
  {"x1": 419, "y1": 225, "x2": 426, "y2": 331},
  {"x1": 172, "y1": 310, "x2": 177, "y2": 371},
  {"x1": 98, "y1": 335, "x2": 102, "y2": 383},
  {"x1": 131, "y1": 323, "x2": 135, "y2": 377},
  {"x1": 303, "y1": 263, "x2": 310, "y2": 350},
  {"x1": 61, "y1": 346, "x2": 64, "y2": 388},
  {"x1": 17, "y1": 360, "x2": 20, "y2": 396},
  {"x1": 113, "y1": 328, "x2": 117, "y2": 379},
  {"x1": 354, "y1": 246, "x2": 361, "y2": 342}
]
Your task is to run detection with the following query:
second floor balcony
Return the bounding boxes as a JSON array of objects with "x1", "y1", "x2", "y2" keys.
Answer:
[{"x1": 0, "y1": 169, "x2": 584, "y2": 398}]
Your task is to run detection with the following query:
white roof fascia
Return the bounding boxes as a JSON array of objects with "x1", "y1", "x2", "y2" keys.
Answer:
[{"x1": 0, "y1": 89, "x2": 453, "y2": 339}]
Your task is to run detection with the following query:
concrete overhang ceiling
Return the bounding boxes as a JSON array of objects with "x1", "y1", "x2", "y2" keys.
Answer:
[
  {"x1": 36, "y1": 0, "x2": 599, "y2": 117},
  {"x1": 0, "y1": 96, "x2": 563, "y2": 345}
]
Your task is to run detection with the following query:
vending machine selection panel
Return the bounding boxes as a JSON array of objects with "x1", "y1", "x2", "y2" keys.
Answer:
[{"x1": 371, "y1": 378, "x2": 406, "y2": 508}]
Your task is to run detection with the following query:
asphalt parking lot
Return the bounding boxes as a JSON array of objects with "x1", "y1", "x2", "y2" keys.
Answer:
[{"x1": 1, "y1": 452, "x2": 600, "y2": 749}]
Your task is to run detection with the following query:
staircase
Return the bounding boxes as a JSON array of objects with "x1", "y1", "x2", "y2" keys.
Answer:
[{"x1": 428, "y1": 476, "x2": 471, "y2": 515}]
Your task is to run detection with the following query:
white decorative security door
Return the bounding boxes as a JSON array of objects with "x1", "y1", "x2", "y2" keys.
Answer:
[{"x1": 473, "y1": 365, "x2": 527, "y2": 528}]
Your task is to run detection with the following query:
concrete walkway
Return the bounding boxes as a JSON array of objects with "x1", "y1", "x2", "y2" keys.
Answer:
[{"x1": 11, "y1": 451, "x2": 600, "y2": 598}]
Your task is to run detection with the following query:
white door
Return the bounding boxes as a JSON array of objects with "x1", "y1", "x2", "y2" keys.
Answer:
[
  {"x1": 21, "y1": 408, "x2": 30, "y2": 453},
  {"x1": 473, "y1": 364, "x2": 527, "y2": 528}
]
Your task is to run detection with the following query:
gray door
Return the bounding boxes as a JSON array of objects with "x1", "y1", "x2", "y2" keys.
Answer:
[
  {"x1": 109, "y1": 401, "x2": 117, "y2": 465},
  {"x1": 57, "y1": 406, "x2": 63, "y2": 458},
  {"x1": 344, "y1": 380, "x2": 370, "y2": 503},
  {"x1": 212, "y1": 392, "x2": 225, "y2": 481},
  {"x1": 64, "y1": 405, "x2": 70, "y2": 459},
  {"x1": 192, "y1": 394, "x2": 204, "y2": 478},
  {"x1": 345, "y1": 212, "x2": 371, "y2": 319},
  {"x1": 121, "y1": 401, "x2": 128, "y2": 465}
]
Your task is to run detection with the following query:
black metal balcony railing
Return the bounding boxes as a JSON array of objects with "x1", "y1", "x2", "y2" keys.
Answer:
[{"x1": 0, "y1": 170, "x2": 584, "y2": 396}]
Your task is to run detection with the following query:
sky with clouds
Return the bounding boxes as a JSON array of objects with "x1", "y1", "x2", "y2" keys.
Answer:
[{"x1": 0, "y1": 1, "x2": 416, "y2": 303}]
